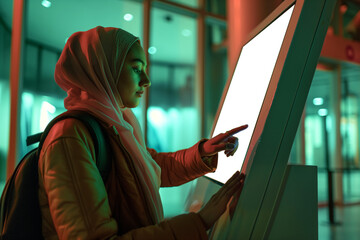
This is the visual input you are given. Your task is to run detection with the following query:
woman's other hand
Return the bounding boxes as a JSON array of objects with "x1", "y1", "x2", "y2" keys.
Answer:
[
  {"x1": 199, "y1": 125, "x2": 248, "y2": 157},
  {"x1": 198, "y1": 171, "x2": 245, "y2": 229}
]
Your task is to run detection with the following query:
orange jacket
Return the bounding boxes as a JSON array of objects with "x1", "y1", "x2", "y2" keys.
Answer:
[{"x1": 38, "y1": 118, "x2": 216, "y2": 239}]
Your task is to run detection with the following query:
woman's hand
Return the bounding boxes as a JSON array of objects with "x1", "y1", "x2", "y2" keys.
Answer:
[
  {"x1": 200, "y1": 125, "x2": 248, "y2": 157},
  {"x1": 198, "y1": 171, "x2": 245, "y2": 229}
]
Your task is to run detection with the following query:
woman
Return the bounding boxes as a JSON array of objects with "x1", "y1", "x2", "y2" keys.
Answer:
[{"x1": 38, "y1": 26, "x2": 246, "y2": 239}]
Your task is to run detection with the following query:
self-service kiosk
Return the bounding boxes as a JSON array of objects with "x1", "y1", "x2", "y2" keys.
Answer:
[{"x1": 188, "y1": 0, "x2": 337, "y2": 239}]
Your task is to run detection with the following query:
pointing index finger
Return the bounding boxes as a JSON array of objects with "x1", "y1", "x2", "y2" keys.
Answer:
[
  {"x1": 225, "y1": 124, "x2": 248, "y2": 137},
  {"x1": 211, "y1": 124, "x2": 249, "y2": 144}
]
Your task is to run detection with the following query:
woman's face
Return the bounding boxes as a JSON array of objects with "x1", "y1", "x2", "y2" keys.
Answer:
[{"x1": 118, "y1": 42, "x2": 151, "y2": 108}]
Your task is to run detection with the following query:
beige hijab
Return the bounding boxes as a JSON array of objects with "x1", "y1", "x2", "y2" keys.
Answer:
[{"x1": 54, "y1": 26, "x2": 163, "y2": 224}]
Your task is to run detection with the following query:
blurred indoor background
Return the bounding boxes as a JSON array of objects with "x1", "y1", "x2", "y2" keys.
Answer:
[{"x1": 1, "y1": 0, "x2": 360, "y2": 239}]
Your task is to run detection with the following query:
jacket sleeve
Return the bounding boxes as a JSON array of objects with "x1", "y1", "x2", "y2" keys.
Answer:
[
  {"x1": 147, "y1": 140, "x2": 218, "y2": 187},
  {"x1": 39, "y1": 119, "x2": 208, "y2": 239}
]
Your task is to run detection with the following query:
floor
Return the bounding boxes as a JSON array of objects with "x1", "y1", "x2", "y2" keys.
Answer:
[
  {"x1": 318, "y1": 205, "x2": 360, "y2": 240},
  {"x1": 317, "y1": 170, "x2": 360, "y2": 239}
]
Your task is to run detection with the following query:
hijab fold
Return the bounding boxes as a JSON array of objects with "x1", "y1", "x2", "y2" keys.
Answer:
[{"x1": 55, "y1": 26, "x2": 163, "y2": 224}]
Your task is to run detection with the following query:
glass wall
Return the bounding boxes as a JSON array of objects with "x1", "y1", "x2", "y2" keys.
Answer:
[
  {"x1": 148, "y1": 7, "x2": 199, "y2": 152},
  {"x1": 0, "y1": 80, "x2": 10, "y2": 188},
  {"x1": 204, "y1": 20, "x2": 228, "y2": 137},
  {"x1": 304, "y1": 70, "x2": 332, "y2": 168},
  {"x1": 289, "y1": 62, "x2": 360, "y2": 205},
  {"x1": 0, "y1": 7, "x2": 11, "y2": 189},
  {"x1": 340, "y1": 64, "x2": 360, "y2": 203},
  {"x1": 147, "y1": 5, "x2": 200, "y2": 217},
  {"x1": 303, "y1": 69, "x2": 332, "y2": 203}
]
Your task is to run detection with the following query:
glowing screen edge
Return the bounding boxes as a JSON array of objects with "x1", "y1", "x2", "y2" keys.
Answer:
[{"x1": 206, "y1": 5, "x2": 295, "y2": 184}]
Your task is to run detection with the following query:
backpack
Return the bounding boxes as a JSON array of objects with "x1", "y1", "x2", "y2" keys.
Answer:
[{"x1": 0, "y1": 110, "x2": 111, "y2": 240}]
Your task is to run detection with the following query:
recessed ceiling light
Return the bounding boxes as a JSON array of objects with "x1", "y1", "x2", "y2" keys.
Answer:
[
  {"x1": 124, "y1": 13, "x2": 134, "y2": 22},
  {"x1": 313, "y1": 97, "x2": 324, "y2": 106},
  {"x1": 148, "y1": 46, "x2": 157, "y2": 55},
  {"x1": 41, "y1": 0, "x2": 51, "y2": 8}
]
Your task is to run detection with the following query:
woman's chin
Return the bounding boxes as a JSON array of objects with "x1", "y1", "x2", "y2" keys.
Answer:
[{"x1": 124, "y1": 101, "x2": 140, "y2": 108}]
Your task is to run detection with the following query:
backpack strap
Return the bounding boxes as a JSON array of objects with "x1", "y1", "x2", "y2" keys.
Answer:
[{"x1": 27, "y1": 110, "x2": 111, "y2": 182}]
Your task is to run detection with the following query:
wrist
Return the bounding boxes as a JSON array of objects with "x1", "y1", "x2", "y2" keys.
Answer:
[
  {"x1": 199, "y1": 141, "x2": 206, "y2": 157},
  {"x1": 202, "y1": 155, "x2": 214, "y2": 169}
]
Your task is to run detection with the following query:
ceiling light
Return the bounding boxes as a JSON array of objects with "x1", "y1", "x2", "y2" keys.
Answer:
[
  {"x1": 41, "y1": 0, "x2": 51, "y2": 8},
  {"x1": 318, "y1": 108, "x2": 328, "y2": 117},
  {"x1": 148, "y1": 46, "x2": 157, "y2": 55},
  {"x1": 313, "y1": 97, "x2": 324, "y2": 106},
  {"x1": 182, "y1": 29, "x2": 191, "y2": 37},
  {"x1": 124, "y1": 13, "x2": 134, "y2": 22}
]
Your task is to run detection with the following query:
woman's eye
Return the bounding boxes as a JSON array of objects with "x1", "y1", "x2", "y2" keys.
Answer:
[{"x1": 133, "y1": 67, "x2": 141, "y2": 74}]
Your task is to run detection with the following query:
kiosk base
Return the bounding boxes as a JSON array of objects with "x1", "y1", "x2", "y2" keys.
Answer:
[
  {"x1": 207, "y1": 164, "x2": 318, "y2": 240},
  {"x1": 265, "y1": 164, "x2": 318, "y2": 240}
]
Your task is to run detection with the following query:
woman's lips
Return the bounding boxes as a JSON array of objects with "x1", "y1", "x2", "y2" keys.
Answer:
[{"x1": 136, "y1": 91, "x2": 144, "y2": 97}]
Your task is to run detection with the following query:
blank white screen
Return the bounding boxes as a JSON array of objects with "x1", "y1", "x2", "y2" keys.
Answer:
[{"x1": 206, "y1": 6, "x2": 294, "y2": 184}]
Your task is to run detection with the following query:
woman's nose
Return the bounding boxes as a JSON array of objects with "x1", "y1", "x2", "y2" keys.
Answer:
[{"x1": 141, "y1": 73, "x2": 151, "y2": 88}]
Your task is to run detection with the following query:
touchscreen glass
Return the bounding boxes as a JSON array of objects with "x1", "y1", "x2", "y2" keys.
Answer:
[{"x1": 206, "y1": 5, "x2": 295, "y2": 184}]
